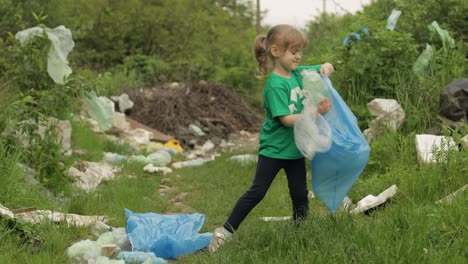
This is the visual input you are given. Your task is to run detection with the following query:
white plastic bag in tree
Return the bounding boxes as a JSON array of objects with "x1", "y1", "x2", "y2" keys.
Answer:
[
  {"x1": 428, "y1": 21, "x2": 455, "y2": 51},
  {"x1": 386, "y1": 9, "x2": 401, "y2": 31},
  {"x1": 15, "y1": 25, "x2": 74, "y2": 84}
]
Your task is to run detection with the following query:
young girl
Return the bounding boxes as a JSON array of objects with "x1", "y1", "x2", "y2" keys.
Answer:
[{"x1": 208, "y1": 24, "x2": 334, "y2": 253}]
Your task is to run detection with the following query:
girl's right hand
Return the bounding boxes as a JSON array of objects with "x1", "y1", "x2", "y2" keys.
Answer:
[{"x1": 317, "y1": 97, "x2": 332, "y2": 115}]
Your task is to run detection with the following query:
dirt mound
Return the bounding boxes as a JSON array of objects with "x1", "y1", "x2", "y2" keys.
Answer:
[{"x1": 127, "y1": 82, "x2": 263, "y2": 146}]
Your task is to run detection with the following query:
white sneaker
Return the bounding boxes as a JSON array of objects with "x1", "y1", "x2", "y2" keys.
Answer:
[{"x1": 208, "y1": 227, "x2": 232, "y2": 253}]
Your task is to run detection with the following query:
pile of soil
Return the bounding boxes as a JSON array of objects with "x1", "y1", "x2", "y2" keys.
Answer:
[{"x1": 127, "y1": 82, "x2": 263, "y2": 146}]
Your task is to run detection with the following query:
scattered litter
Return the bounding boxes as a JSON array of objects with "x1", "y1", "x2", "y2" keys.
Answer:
[
  {"x1": 84, "y1": 93, "x2": 115, "y2": 132},
  {"x1": 96, "y1": 228, "x2": 131, "y2": 253},
  {"x1": 189, "y1": 124, "x2": 205, "y2": 136},
  {"x1": 125, "y1": 128, "x2": 153, "y2": 146},
  {"x1": 143, "y1": 164, "x2": 173, "y2": 175},
  {"x1": 67, "y1": 227, "x2": 131, "y2": 263},
  {"x1": 228, "y1": 154, "x2": 258, "y2": 164},
  {"x1": 113, "y1": 93, "x2": 134, "y2": 113},
  {"x1": 103, "y1": 152, "x2": 127, "y2": 164},
  {"x1": 112, "y1": 112, "x2": 131, "y2": 132},
  {"x1": 200, "y1": 140, "x2": 215, "y2": 152},
  {"x1": 117, "y1": 251, "x2": 167, "y2": 264},
  {"x1": 67, "y1": 239, "x2": 102, "y2": 263},
  {"x1": 260, "y1": 216, "x2": 292, "y2": 222},
  {"x1": 93, "y1": 256, "x2": 125, "y2": 264},
  {"x1": 14, "y1": 208, "x2": 107, "y2": 227},
  {"x1": 308, "y1": 190, "x2": 315, "y2": 199},
  {"x1": 462, "y1": 135, "x2": 468, "y2": 149},
  {"x1": 436, "y1": 185, "x2": 467, "y2": 205},
  {"x1": 172, "y1": 158, "x2": 206, "y2": 169},
  {"x1": 68, "y1": 161, "x2": 119, "y2": 191},
  {"x1": 415, "y1": 134, "x2": 457, "y2": 164},
  {"x1": 147, "y1": 150, "x2": 172, "y2": 166},
  {"x1": 0, "y1": 204, "x2": 14, "y2": 218},
  {"x1": 350, "y1": 185, "x2": 398, "y2": 214},
  {"x1": 91, "y1": 221, "x2": 113, "y2": 236},
  {"x1": 163, "y1": 139, "x2": 184, "y2": 153},
  {"x1": 340, "y1": 196, "x2": 353, "y2": 211},
  {"x1": 125, "y1": 208, "x2": 212, "y2": 259},
  {"x1": 364, "y1": 98, "x2": 405, "y2": 141}
]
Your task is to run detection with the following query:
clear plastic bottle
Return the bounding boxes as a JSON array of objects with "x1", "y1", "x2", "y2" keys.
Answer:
[{"x1": 300, "y1": 70, "x2": 330, "y2": 107}]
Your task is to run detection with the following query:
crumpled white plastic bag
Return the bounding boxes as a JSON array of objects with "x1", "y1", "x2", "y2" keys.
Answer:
[
  {"x1": 15, "y1": 25, "x2": 74, "y2": 84},
  {"x1": 294, "y1": 70, "x2": 332, "y2": 159}
]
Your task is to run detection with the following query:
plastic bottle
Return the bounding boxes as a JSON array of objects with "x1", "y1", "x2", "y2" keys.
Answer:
[{"x1": 300, "y1": 70, "x2": 330, "y2": 106}]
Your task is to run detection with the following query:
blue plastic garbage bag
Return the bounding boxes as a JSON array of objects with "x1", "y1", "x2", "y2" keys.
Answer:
[
  {"x1": 125, "y1": 208, "x2": 212, "y2": 259},
  {"x1": 310, "y1": 76, "x2": 370, "y2": 213}
]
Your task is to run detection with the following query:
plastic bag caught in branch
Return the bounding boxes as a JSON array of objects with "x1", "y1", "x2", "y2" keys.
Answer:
[
  {"x1": 386, "y1": 9, "x2": 401, "y2": 31},
  {"x1": 15, "y1": 25, "x2": 74, "y2": 84},
  {"x1": 428, "y1": 21, "x2": 455, "y2": 51},
  {"x1": 412, "y1": 44, "x2": 433, "y2": 77}
]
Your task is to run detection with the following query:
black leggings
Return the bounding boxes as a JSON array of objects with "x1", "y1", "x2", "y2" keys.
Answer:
[{"x1": 223, "y1": 155, "x2": 309, "y2": 232}]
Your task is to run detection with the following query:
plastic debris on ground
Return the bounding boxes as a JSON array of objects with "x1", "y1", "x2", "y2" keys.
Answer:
[
  {"x1": 14, "y1": 208, "x2": 107, "y2": 227},
  {"x1": 103, "y1": 152, "x2": 128, "y2": 164},
  {"x1": 15, "y1": 25, "x2": 74, "y2": 84},
  {"x1": 68, "y1": 161, "x2": 119, "y2": 191},
  {"x1": 259, "y1": 216, "x2": 292, "y2": 222},
  {"x1": 146, "y1": 150, "x2": 172, "y2": 166},
  {"x1": 84, "y1": 92, "x2": 115, "y2": 132},
  {"x1": 0, "y1": 204, "x2": 14, "y2": 218},
  {"x1": 189, "y1": 124, "x2": 205, "y2": 136},
  {"x1": 172, "y1": 158, "x2": 206, "y2": 169},
  {"x1": 143, "y1": 164, "x2": 173, "y2": 175},
  {"x1": 67, "y1": 226, "x2": 132, "y2": 263},
  {"x1": 415, "y1": 134, "x2": 457, "y2": 164},
  {"x1": 110, "y1": 93, "x2": 134, "y2": 113},
  {"x1": 363, "y1": 98, "x2": 405, "y2": 141},
  {"x1": 350, "y1": 185, "x2": 398, "y2": 214},
  {"x1": 228, "y1": 154, "x2": 258, "y2": 164},
  {"x1": 436, "y1": 185, "x2": 467, "y2": 205},
  {"x1": 163, "y1": 139, "x2": 184, "y2": 153},
  {"x1": 310, "y1": 75, "x2": 370, "y2": 213},
  {"x1": 117, "y1": 251, "x2": 167, "y2": 264},
  {"x1": 125, "y1": 208, "x2": 212, "y2": 259}
]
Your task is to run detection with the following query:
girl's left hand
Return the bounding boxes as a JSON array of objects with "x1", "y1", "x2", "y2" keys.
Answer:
[
  {"x1": 320, "y1": 63, "x2": 335, "y2": 77},
  {"x1": 317, "y1": 97, "x2": 332, "y2": 115}
]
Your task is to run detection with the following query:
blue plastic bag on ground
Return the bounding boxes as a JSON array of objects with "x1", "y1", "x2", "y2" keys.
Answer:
[
  {"x1": 310, "y1": 76, "x2": 370, "y2": 213},
  {"x1": 125, "y1": 209, "x2": 212, "y2": 259}
]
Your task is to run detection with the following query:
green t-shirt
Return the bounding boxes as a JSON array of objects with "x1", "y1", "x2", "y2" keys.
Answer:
[{"x1": 259, "y1": 65, "x2": 321, "y2": 159}]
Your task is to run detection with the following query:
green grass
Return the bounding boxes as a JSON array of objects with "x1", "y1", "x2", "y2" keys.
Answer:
[{"x1": 0, "y1": 120, "x2": 466, "y2": 263}]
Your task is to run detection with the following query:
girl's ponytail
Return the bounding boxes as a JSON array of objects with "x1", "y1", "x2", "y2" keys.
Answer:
[{"x1": 254, "y1": 35, "x2": 268, "y2": 79}]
